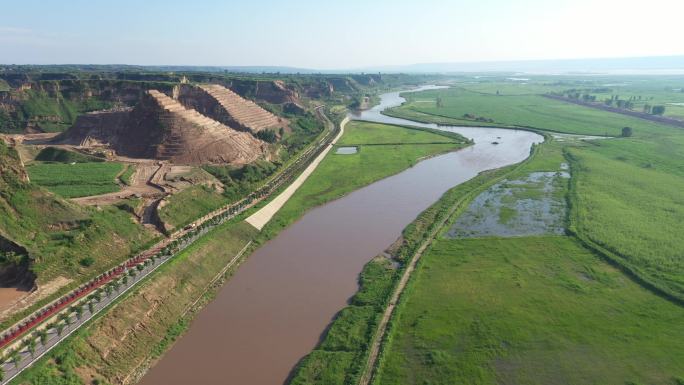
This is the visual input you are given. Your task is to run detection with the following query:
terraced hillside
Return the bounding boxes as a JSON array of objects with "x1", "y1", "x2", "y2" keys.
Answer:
[
  {"x1": 144, "y1": 90, "x2": 268, "y2": 164},
  {"x1": 58, "y1": 90, "x2": 268, "y2": 165},
  {"x1": 179, "y1": 84, "x2": 283, "y2": 134}
]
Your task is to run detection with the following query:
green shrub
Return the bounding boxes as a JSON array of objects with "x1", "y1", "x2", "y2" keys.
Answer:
[{"x1": 79, "y1": 257, "x2": 95, "y2": 267}]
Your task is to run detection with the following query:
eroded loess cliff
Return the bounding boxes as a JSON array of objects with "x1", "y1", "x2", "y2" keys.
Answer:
[{"x1": 59, "y1": 90, "x2": 268, "y2": 165}]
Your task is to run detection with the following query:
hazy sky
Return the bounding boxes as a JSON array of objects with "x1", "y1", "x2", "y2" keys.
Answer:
[{"x1": 1, "y1": 0, "x2": 683, "y2": 68}]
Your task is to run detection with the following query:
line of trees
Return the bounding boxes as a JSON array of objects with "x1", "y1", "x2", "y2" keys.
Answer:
[{"x1": 558, "y1": 90, "x2": 671, "y2": 116}]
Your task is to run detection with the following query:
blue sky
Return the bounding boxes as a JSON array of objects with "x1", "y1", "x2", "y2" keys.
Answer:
[{"x1": 1, "y1": 0, "x2": 683, "y2": 68}]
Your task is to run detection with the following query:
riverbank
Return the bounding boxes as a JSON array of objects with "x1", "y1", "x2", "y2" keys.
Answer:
[
  {"x1": 361, "y1": 86, "x2": 684, "y2": 385},
  {"x1": 137, "y1": 116, "x2": 478, "y2": 385},
  {"x1": 245, "y1": 116, "x2": 350, "y2": 230},
  {"x1": 257, "y1": 120, "x2": 470, "y2": 240},
  {"x1": 8, "y1": 117, "x2": 469, "y2": 385},
  {"x1": 291, "y1": 122, "x2": 543, "y2": 384}
]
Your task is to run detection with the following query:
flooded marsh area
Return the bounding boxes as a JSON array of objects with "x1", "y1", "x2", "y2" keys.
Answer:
[{"x1": 448, "y1": 170, "x2": 569, "y2": 238}]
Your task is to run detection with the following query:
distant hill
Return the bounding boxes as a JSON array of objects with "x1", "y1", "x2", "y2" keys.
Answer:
[
  {"x1": 356, "y1": 55, "x2": 684, "y2": 74},
  {"x1": 2, "y1": 55, "x2": 684, "y2": 75}
]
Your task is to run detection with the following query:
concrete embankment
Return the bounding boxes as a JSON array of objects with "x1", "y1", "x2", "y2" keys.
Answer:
[{"x1": 245, "y1": 116, "x2": 350, "y2": 230}]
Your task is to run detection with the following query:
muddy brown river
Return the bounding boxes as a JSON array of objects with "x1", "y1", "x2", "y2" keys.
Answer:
[{"x1": 139, "y1": 87, "x2": 543, "y2": 385}]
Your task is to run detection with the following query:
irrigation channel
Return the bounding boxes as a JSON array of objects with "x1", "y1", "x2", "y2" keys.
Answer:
[{"x1": 139, "y1": 86, "x2": 544, "y2": 385}]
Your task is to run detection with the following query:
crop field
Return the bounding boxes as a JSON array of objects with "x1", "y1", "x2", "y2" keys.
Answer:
[
  {"x1": 27, "y1": 161, "x2": 124, "y2": 198},
  {"x1": 388, "y1": 87, "x2": 673, "y2": 136},
  {"x1": 261, "y1": 120, "x2": 468, "y2": 237},
  {"x1": 374, "y1": 236, "x2": 684, "y2": 385}
]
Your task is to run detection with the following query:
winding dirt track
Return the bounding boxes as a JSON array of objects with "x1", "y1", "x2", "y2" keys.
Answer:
[
  {"x1": 70, "y1": 162, "x2": 165, "y2": 206},
  {"x1": 357, "y1": 193, "x2": 456, "y2": 385}
]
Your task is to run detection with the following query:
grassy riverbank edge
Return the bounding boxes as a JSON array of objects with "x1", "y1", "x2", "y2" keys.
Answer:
[
  {"x1": 288, "y1": 138, "x2": 542, "y2": 384},
  {"x1": 135, "y1": 120, "x2": 469, "y2": 383}
]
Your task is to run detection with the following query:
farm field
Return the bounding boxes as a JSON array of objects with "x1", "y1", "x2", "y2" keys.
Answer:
[
  {"x1": 26, "y1": 161, "x2": 125, "y2": 198},
  {"x1": 373, "y1": 236, "x2": 684, "y2": 385}
]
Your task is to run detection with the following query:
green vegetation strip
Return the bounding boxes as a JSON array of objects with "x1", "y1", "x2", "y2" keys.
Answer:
[
  {"x1": 119, "y1": 164, "x2": 136, "y2": 186},
  {"x1": 387, "y1": 87, "x2": 673, "y2": 136}
]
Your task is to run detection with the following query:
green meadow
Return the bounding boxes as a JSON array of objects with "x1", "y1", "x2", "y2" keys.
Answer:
[
  {"x1": 388, "y1": 86, "x2": 672, "y2": 136},
  {"x1": 388, "y1": 84, "x2": 684, "y2": 302},
  {"x1": 374, "y1": 237, "x2": 684, "y2": 385},
  {"x1": 27, "y1": 161, "x2": 124, "y2": 198}
]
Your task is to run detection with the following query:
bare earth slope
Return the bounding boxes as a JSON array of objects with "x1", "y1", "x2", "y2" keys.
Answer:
[{"x1": 57, "y1": 90, "x2": 267, "y2": 165}]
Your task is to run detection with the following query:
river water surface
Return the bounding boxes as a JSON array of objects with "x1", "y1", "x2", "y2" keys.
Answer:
[{"x1": 140, "y1": 87, "x2": 543, "y2": 385}]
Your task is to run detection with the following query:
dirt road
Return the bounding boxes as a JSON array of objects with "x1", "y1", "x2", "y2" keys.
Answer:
[{"x1": 70, "y1": 163, "x2": 165, "y2": 206}]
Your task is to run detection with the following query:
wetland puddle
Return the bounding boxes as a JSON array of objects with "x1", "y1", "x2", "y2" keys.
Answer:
[
  {"x1": 335, "y1": 146, "x2": 358, "y2": 154},
  {"x1": 447, "y1": 170, "x2": 569, "y2": 238},
  {"x1": 140, "y1": 87, "x2": 543, "y2": 385}
]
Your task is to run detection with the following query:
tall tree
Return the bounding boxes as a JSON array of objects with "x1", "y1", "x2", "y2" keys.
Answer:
[
  {"x1": 651, "y1": 105, "x2": 666, "y2": 115},
  {"x1": 37, "y1": 330, "x2": 48, "y2": 347}
]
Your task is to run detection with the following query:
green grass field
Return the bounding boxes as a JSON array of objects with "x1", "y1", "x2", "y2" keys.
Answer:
[
  {"x1": 27, "y1": 161, "x2": 124, "y2": 198},
  {"x1": 387, "y1": 84, "x2": 684, "y2": 302},
  {"x1": 388, "y1": 87, "x2": 672, "y2": 136},
  {"x1": 567, "y1": 138, "x2": 684, "y2": 301},
  {"x1": 365, "y1": 82, "x2": 684, "y2": 385},
  {"x1": 374, "y1": 237, "x2": 684, "y2": 385},
  {"x1": 262, "y1": 120, "x2": 468, "y2": 238},
  {"x1": 158, "y1": 185, "x2": 228, "y2": 230}
]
